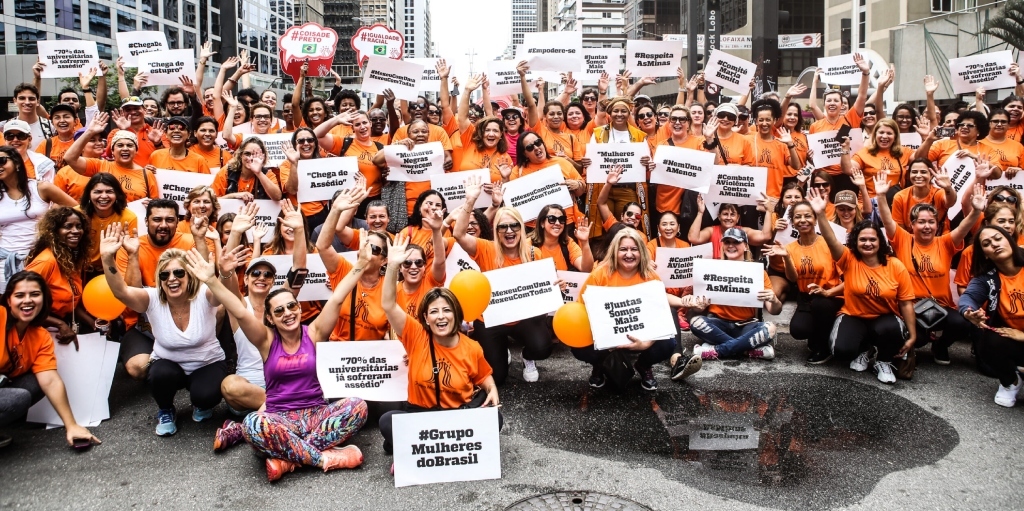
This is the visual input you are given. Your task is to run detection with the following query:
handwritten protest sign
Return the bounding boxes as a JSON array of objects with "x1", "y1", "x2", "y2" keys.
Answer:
[
  {"x1": 137, "y1": 49, "x2": 195, "y2": 86},
  {"x1": 806, "y1": 131, "x2": 844, "y2": 169},
  {"x1": 431, "y1": 169, "x2": 491, "y2": 211},
  {"x1": 482, "y1": 258, "x2": 562, "y2": 326},
  {"x1": 625, "y1": 40, "x2": 682, "y2": 78},
  {"x1": 949, "y1": 51, "x2": 1016, "y2": 95},
  {"x1": 693, "y1": 259, "x2": 765, "y2": 308},
  {"x1": 584, "y1": 142, "x2": 650, "y2": 184},
  {"x1": 816, "y1": 54, "x2": 862, "y2": 86},
  {"x1": 704, "y1": 166, "x2": 767, "y2": 218},
  {"x1": 251, "y1": 133, "x2": 292, "y2": 167},
  {"x1": 520, "y1": 31, "x2": 583, "y2": 73},
  {"x1": 942, "y1": 155, "x2": 976, "y2": 219},
  {"x1": 278, "y1": 23, "x2": 339, "y2": 81},
  {"x1": 361, "y1": 56, "x2": 423, "y2": 101},
  {"x1": 650, "y1": 146, "x2": 717, "y2": 190},
  {"x1": 296, "y1": 255, "x2": 333, "y2": 301},
  {"x1": 37, "y1": 40, "x2": 99, "y2": 79},
  {"x1": 384, "y1": 142, "x2": 445, "y2": 182},
  {"x1": 580, "y1": 48, "x2": 623, "y2": 82},
  {"x1": 154, "y1": 169, "x2": 216, "y2": 209},
  {"x1": 654, "y1": 244, "x2": 714, "y2": 288},
  {"x1": 407, "y1": 58, "x2": 441, "y2": 91},
  {"x1": 582, "y1": 280, "x2": 677, "y2": 350},
  {"x1": 703, "y1": 50, "x2": 757, "y2": 94},
  {"x1": 444, "y1": 243, "x2": 481, "y2": 287},
  {"x1": 486, "y1": 60, "x2": 526, "y2": 96},
  {"x1": 116, "y1": 31, "x2": 168, "y2": 67},
  {"x1": 297, "y1": 157, "x2": 359, "y2": 203},
  {"x1": 219, "y1": 199, "x2": 281, "y2": 243},
  {"x1": 392, "y1": 407, "x2": 501, "y2": 488},
  {"x1": 316, "y1": 341, "x2": 408, "y2": 401},
  {"x1": 501, "y1": 165, "x2": 574, "y2": 222}
]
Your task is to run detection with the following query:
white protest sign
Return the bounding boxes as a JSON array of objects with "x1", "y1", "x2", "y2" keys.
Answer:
[
  {"x1": 650, "y1": 146, "x2": 717, "y2": 190},
  {"x1": 296, "y1": 254, "x2": 333, "y2": 301},
  {"x1": 984, "y1": 172, "x2": 1024, "y2": 193},
  {"x1": 655, "y1": 244, "x2": 714, "y2": 288},
  {"x1": 137, "y1": 49, "x2": 195, "y2": 86},
  {"x1": 704, "y1": 166, "x2": 767, "y2": 218},
  {"x1": 219, "y1": 199, "x2": 281, "y2": 243},
  {"x1": 26, "y1": 334, "x2": 118, "y2": 427},
  {"x1": 431, "y1": 169, "x2": 491, "y2": 211},
  {"x1": 297, "y1": 157, "x2": 359, "y2": 203},
  {"x1": 486, "y1": 60, "x2": 526, "y2": 97},
  {"x1": 384, "y1": 142, "x2": 445, "y2": 182},
  {"x1": 316, "y1": 340, "x2": 408, "y2": 401},
  {"x1": 584, "y1": 142, "x2": 650, "y2": 184},
  {"x1": 392, "y1": 407, "x2": 501, "y2": 488},
  {"x1": 775, "y1": 217, "x2": 848, "y2": 246},
  {"x1": 703, "y1": 50, "x2": 758, "y2": 94},
  {"x1": 126, "y1": 199, "x2": 148, "y2": 225},
  {"x1": 501, "y1": 165, "x2": 574, "y2": 222},
  {"x1": 361, "y1": 56, "x2": 424, "y2": 101},
  {"x1": 949, "y1": 51, "x2": 1016, "y2": 95},
  {"x1": 407, "y1": 58, "x2": 441, "y2": 91},
  {"x1": 444, "y1": 243, "x2": 481, "y2": 287},
  {"x1": 580, "y1": 48, "x2": 623, "y2": 82},
  {"x1": 251, "y1": 133, "x2": 292, "y2": 167},
  {"x1": 37, "y1": 40, "x2": 100, "y2": 79},
  {"x1": 848, "y1": 128, "x2": 865, "y2": 154},
  {"x1": 116, "y1": 31, "x2": 169, "y2": 67},
  {"x1": 806, "y1": 131, "x2": 844, "y2": 169},
  {"x1": 482, "y1": 258, "x2": 563, "y2": 326},
  {"x1": 556, "y1": 270, "x2": 589, "y2": 305},
  {"x1": 582, "y1": 280, "x2": 677, "y2": 350},
  {"x1": 154, "y1": 169, "x2": 216, "y2": 209},
  {"x1": 900, "y1": 132, "x2": 923, "y2": 151},
  {"x1": 688, "y1": 419, "x2": 760, "y2": 451},
  {"x1": 943, "y1": 155, "x2": 976, "y2": 219},
  {"x1": 692, "y1": 259, "x2": 765, "y2": 308},
  {"x1": 625, "y1": 40, "x2": 682, "y2": 78},
  {"x1": 519, "y1": 31, "x2": 583, "y2": 73},
  {"x1": 816, "y1": 54, "x2": 863, "y2": 86}
]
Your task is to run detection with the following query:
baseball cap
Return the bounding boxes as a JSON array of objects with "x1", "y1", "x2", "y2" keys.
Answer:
[
  {"x1": 634, "y1": 94, "x2": 652, "y2": 105},
  {"x1": 165, "y1": 116, "x2": 190, "y2": 130},
  {"x1": 2, "y1": 120, "x2": 31, "y2": 134},
  {"x1": 121, "y1": 96, "x2": 143, "y2": 107},
  {"x1": 49, "y1": 104, "x2": 77, "y2": 118},
  {"x1": 500, "y1": 107, "x2": 522, "y2": 118},
  {"x1": 72, "y1": 127, "x2": 88, "y2": 141},
  {"x1": 246, "y1": 257, "x2": 279, "y2": 274},
  {"x1": 721, "y1": 227, "x2": 748, "y2": 244},
  {"x1": 834, "y1": 190, "x2": 858, "y2": 208}
]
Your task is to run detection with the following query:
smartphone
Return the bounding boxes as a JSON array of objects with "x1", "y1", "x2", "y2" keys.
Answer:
[
  {"x1": 834, "y1": 124, "x2": 852, "y2": 143},
  {"x1": 288, "y1": 268, "x2": 309, "y2": 291},
  {"x1": 937, "y1": 127, "x2": 955, "y2": 139},
  {"x1": 72, "y1": 438, "x2": 92, "y2": 451}
]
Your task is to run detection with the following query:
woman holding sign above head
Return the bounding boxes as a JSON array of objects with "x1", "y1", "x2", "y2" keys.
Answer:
[
  {"x1": 210, "y1": 137, "x2": 283, "y2": 202},
  {"x1": 63, "y1": 113, "x2": 160, "y2": 203}
]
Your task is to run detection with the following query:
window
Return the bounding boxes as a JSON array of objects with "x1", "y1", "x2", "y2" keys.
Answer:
[
  {"x1": 0, "y1": 25, "x2": 4, "y2": 54},
  {"x1": 184, "y1": 1, "x2": 196, "y2": 24},
  {"x1": 142, "y1": 18, "x2": 156, "y2": 30},
  {"x1": 117, "y1": 10, "x2": 136, "y2": 31},
  {"x1": 858, "y1": 10, "x2": 865, "y2": 48},
  {"x1": 931, "y1": 0, "x2": 952, "y2": 12},
  {"x1": 14, "y1": 0, "x2": 47, "y2": 23},
  {"x1": 117, "y1": 0, "x2": 134, "y2": 7},
  {"x1": 164, "y1": 25, "x2": 179, "y2": 48},
  {"x1": 88, "y1": 2, "x2": 111, "y2": 37},
  {"x1": 140, "y1": 0, "x2": 156, "y2": 15},
  {"x1": 212, "y1": 11, "x2": 220, "y2": 33},
  {"x1": 183, "y1": 29, "x2": 195, "y2": 50},
  {"x1": 164, "y1": 0, "x2": 178, "y2": 22},
  {"x1": 97, "y1": 43, "x2": 113, "y2": 60},
  {"x1": 55, "y1": 0, "x2": 82, "y2": 30},
  {"x1": 16, "y1": 26, "x2": 46, "y2": 54}
]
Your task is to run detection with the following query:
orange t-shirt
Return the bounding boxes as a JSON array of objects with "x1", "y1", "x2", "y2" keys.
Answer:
[
  {"x1": 536, "y1": 238, "x2": 584, "y2": 271},
  {"x1": 654, "y1": 136, "x2": 705, "y2": 213},
  {"x1": 985, "y1": 137, "x2": 1024, "y2": 170},
  {"x1": 852, "y1": 147, "x2": 912, "y2": 197},
  {"x1": 53, "y1": 165, "x2": 89, "y2": 201},
  {"x1": 888, "y1": 229, "x2": 960, "y2": 308},
  {"x1": 577, "y1": 263, "x2": 661, "y2": 303},
  {"x1": 455, "y1": 124, "x2": 514, "y2": 180},
  {"x1": 211, "y1": 167, "x2": 282, "y2": 197},
  {"x1": 955, "y1": 232, "x2": 1024, "y2": 289},
  {"x1": 190, "y1": 145, "x2": 231, "y2": 173},
  {"x1": 399, "y1": 225, "x2": 446, "y2": 262},
  {"x1": 148, "y1": 148, "x2": 212, "y2": 174},
  {"x1": 927, "y1": 138, "x2": 995, "y2": 168},
  {"x1": 34, "y1": 137, "x2": 74, "y2": 168},
  {"x1": 115, "y1": 232, "x2": 197, "y2": 287},
  {"x1": 890, "y1": 187, "x2": 949, "y2": 232},
  {"x1": 1006, "y1": 123, "x2": 1024, "y2": 143},
  {"x1": 836, "y1": 248, "x2": 915, "y2": 318},
  {"x1": 399, "y1": 314, "x2": 491, "y2": 409},
  {"x1": 748, "y1": 135, "x2": 796, "y2": 198},
  {"x1": 785, "y1": 236, "x2": 842, "y2": 293},
  {"x1": 0, "y1": 315, "x2": 57, "y2": 379},
  {"x1": 790, "y1": 131, "x2": 809, "y2": 168},
  {"x1": 470, "y1": 239, "x2": 541, "y2": 272},
  {"x1": 713, "y1": 133, "x2": 755, "y2": 165},
  {"x1": 326, "y1": 136, "x2": 384, "y2": 197},
  {"x1": 24, "y1": 248, "x2": 81, "y2": 317},
  {"x1": 998, "y1": 270, "x2": 1024, "y2": 330},
  {"x1": 79, "y1": 207, "x2": 138, "y2": 270},
  {"x1": 390, "y1": 127, "x2": 455, "y2": 214},
  {"x1": 327, "y1": 257, "x2": 390, "y2": 341},
  {"x1": 707, "y1": 269, "x2": 773, "y2": 322},
  {"x1": 83, "y1": 159, "x2": 159, "y2": 202},
  {"x1": 396, "y1": 273, "x2": 444, "y2": 318},
  {"x1": 514, "y1": 156, "x2": 584, "y2": 223},
  {"x1": 532, "y1": 122, "x2": 585, "y2": 161},
  {"x1": 277, "y1": 159, "x2": 323, "y2": 217},
  {"x1": 601, "y1": 217, "x2": 649, "y2": 244}
]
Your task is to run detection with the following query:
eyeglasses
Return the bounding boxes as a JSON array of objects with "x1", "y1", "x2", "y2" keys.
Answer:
[
  {"x1": 253, "y1": 114, "x2": 272, "y2": 120},
  {"x1": 637, "y1": 112, "x2": 655, "y2": 120},
  {"x1": 0, "y1": 156, "x2": 10, "y2": 166},
  {"x1": 402, "y1": 259, "x2": 426, "y2": 268},
  {"x1": 658, "y1": 112, "x2": 671, "y2": 118},
  {"x1": 991, "y1": 119, "x2": 1010, "y2": 125},
  {"x1": 370, "y1": 244, "x2": 384, "y2": 256},
  {"x1": 248, "y1": 269, "x2": 275, "y2": 279},
  {"x1": 4, "y1": 133, "x2": 29, "y2": 141},
  {"x1": 158, "y1": 268, "x2": 187, "y2": 281},
  {"x1": 544, "y1": 215, "x2": 566, "y2": 224},
  {"x1": 295, "y1": 138, "x2": 316, "y2": 145},
  {"x1": 497, "y1": 222, "x2": 522, "y2": 232},
  {"x1": 993, "y1": 195, "x2": 1019, "y2": 204},
  {"x1": 166, "y1": 101, "x2": 186, "y2": 106},
  {"x1": 271, "y1": 301, "x2": 301, "y2": 317},
  {"x1": 717, "y1": 112, "x2": 737, "y2": 122},
  {"x1": 811, "y1": 182, "x2": 830, "y2": 189},
  {"x1": 957, "y1": 123, "x2": 976, "y2": 129},
  {"x1": 503, "y1": 113, "x2": 521, "y2": 121},
  {"x1": 166, "y1": 124, "x2": 187, "y2": 131},
  {"x1": 523, "y1": 139, "x2": 544, "y2": 152},
  {"x1": 669, "y1": 116, "x2": 690, "y2": 124}
]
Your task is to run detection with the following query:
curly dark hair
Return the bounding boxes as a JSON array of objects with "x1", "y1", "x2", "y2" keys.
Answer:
[
  {"x1": 26, "y1": 207, "x2": 91, "y2": 283},
  {"x1": 845, "y1": 220, "x2": 891, "y2": 265},
  {"x1": 471, "y1": 117, "x2": 508, "y2": 153}
]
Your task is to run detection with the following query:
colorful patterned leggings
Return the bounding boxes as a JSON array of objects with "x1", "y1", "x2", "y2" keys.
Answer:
[{"x1": 241, "y1": 398, "x2": 367, "y2": 467}]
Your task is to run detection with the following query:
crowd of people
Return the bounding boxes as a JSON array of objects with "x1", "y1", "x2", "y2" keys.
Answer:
[{"x1": 2, "y1": 47, "x2": 1024, "y2": 482}]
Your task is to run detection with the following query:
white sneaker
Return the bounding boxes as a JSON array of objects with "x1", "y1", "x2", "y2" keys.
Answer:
[
  {"x1": 748, "y1": 345, "x2": 775, "y2": 360},
  {"x1": 522, "y1": 357, "x2": 539, "y2": 383},
  {"x1": 850, "y1": 351, "x2": 872, "y2": 372},
  {"x1": 994, "y1": 374, "x2": 1023, "y2": 408},
  {"x1": 874, "y1": 361, "x2": 896, "y2": 384}
]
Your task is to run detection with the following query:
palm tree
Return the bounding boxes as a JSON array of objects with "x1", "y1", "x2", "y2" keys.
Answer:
[{"x1": 983, "y1": 0, "x2": 1024, "y2": 51}]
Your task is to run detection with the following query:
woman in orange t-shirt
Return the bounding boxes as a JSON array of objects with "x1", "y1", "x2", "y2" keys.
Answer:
[
  {"x1": 761, "y1": 182, "x2": 806, "y2": 302},
  {"x1": 400, "y1": 190, "x2": 449, "y2": 261},
  {"x1": 211, "y1": 137, "x2": 283, "y2": 201},
  {"x1": 63, "y1": 114, "x2": 159, "y2": 202},
  {"x1": 890, "y1": 158, "x2": 954, "y2": 232},
  {"x1": 177, "y1": 186, "x2": 219, "y2": 254},
  {"x1": 653, "y1": 105, "x2": 704, "y2": 216},
  {"x1": 0, "y1": 271, "x2": 101, "y2": 447},
  {"x1": 808, "y1": 187, "x2": 916, "y2": 384},
  {"x1": 277, "y1": 127, "x2": 338, "y2": 229},
  {"x1": 372, "y1": 119, "x2": 455, "y2": 216},
  {"x1": 24, "y1": 208, "x2": 94, "y2": 344},
  {"x1": 77, "y1": 173, "x2": 138, "y2": 277},
  {"x1": 842, "y1": 119, "x2": 912, "y2": 199},
  {"x1": 530, "y1": 204, "x2": 593, "y2": 272},
  {"x1": 596, "y1": 166, "x2": 648, "y2": 244},
  {"x1": 983, "y1": 109, "x2": 1023, "y2": 176},
  {"x1": 191, "y1": 117, "x2": 231, "y2": 174},
  {"x1": 148, "y1": 118, "x2": 211, "y2": 174}
]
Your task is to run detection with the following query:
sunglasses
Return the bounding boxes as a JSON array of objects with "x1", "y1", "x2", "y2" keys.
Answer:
[
  {"x1": 504, "y1": 114, "x2": 522, "y2": 121},
  {"x1": 0, "y1": 156, "x2": 9, "y2": 166},
  {"x1": 370, "y1": 244, "x2": 384, "y2": 256},
  {"x1": 994, "y1": 195, "x2": 1019, "y2": 204},
  {"x1": 427, "y1": 110, "x2": 440, "y2": 116},
  {"x1": 863, "y1": 111, "x2": 877, "y2": 116},
  {"x1": 159, "y1": 268, "x2": 187, "y2": 281},
  {"x1": 658, "y1": 112, "x2": 671, "y2": 117},
  {"x1": 497, "y1": 222, "x2": 522, "y2": 232},
  {"x1": 717, "y1": 112, "x2": 737, "y2": 122},
  {"x1": 623, "y1": 211, "x2": 638, "y2": 218},
  {"x1": 409, "y1": 104, "x2": 427, "y2": 110},
  {"x1": 957, "y1": 123, "x2": 976, "y2": 129},
  {"x1": 252, "y1": 114, "x2": 272, "y2": 120},
  {"x1": 669, "y1": 116, "x2": 690, "y2": 124},
  {"x1": 295, "y1": 138, "x2": 316, "y2": 145},
  {"x1": 811, "y1": 182, "x2": 830, "y2": 189},
  {"x1": 544, "y1": 215, "x2": 566, "y2": 225},
  {"x1": 523, "y1": 139, "x2": 544, "y2": 152},
  {"x1": 4, "y1": 133, "x2": 29, "y2": 141},
  {"x1": 402, "y1": 259, "x2": 426, "y2": 268},
  {"x1": 248, "y1": 269, "x2": 276, "y2": 279},
  {"x1": 582, "y1": 96, "x2": 597, "y2": 101},
  {"x1": 637, "y1": 112, "x2": 655, "y2": 119},
  {"x1": 272, "y1": 301, "x2": 301, "y2": 317}
]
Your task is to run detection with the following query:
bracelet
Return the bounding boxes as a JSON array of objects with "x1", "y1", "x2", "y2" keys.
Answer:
[
  {"x1": 678, "y1": 88, "x2": 686, "y2": 92},
  {"x1": 220, "y1": 271, "x2": 233, "y2": 280},
  {"x1": 1017, "y1": 79, "x2": 1024, "y2": 85},
  {"x1": 787, "y1": 143, "x2": 795, "y2": 149},
  {"x1": 82, "y1": 88, "x2": 93, "y2": 93}
]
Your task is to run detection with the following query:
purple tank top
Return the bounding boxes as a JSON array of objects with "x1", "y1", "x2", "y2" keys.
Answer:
[{"x1": 263, "y1": 325, "x2": 325, "y2": 413}]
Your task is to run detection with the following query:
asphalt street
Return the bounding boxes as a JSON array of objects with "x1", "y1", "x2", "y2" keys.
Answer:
[{"x1": 1, "y1": 327, "x2": 1022, "y2": 510}]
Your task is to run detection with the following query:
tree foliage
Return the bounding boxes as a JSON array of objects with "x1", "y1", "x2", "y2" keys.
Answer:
[
  {"x1": 983, "y1": 0, "x2": 1024, "y2": 52},
  {"x1": 47, "y1": 66, "x2": 157, "y2": 110}
]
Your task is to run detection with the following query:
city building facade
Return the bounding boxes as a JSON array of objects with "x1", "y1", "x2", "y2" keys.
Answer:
[{"x1": 401, "y1": 0, "x2": 431, "y2": 58}]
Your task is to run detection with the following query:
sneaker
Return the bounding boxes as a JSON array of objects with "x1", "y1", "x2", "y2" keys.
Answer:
[
  {"x1": 932, "y1": 343, "x2": 951, "y2": 366},
  {"x1": 0, "y1": 435, "x2": 12, "y2": 449},
  {"x1": 849, "y1": 350, "x2": 872, "y2": 372},
  {"x1": 694, "y1": 343, "x2": 719, "y2": 360},
  {"x1": 678, "y1": 316, "x2": 691, "y2": 331},
  {"x1": 636, "y1": 363, "x2": 657, "y2": 391},
  {"x1": 874, "y1": 361, "x2": 896, "y2": 384},
  {"x1": 155, "y1": 408, "x2": 177, "y2": 436},
  {"x1": 192, "y1": 407, "x2": 214, "y2": 423},
  {"x1": 748, "y1": 345, "x2": 775, "y2": 360},
  {"x1": 670, "y1": 354, "x2": 702, "y2": 381},
  {"x1": 807, "y1": 351, "x2": 833, "y2": 365},
  {"x1": 321, "y1": 445, "x2": 364, "y2": 472},
  {"x1": 213, "y1": 420, "x2": 244, "y2": 452},
  {"x1": 266, "y1": 458, "x2": 298, "y2": 482},
  {"x1": 994, "y1": 374, "x2": 1023, "y2": 408},
  {"x1": 522, "y1": 356, "x2": 539, "y2": 383},
  {"x1": 588, "y1": 366, "x2": 606, "y2": 388}
]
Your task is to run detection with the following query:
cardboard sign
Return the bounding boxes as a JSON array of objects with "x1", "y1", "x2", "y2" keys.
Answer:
[
  {"x1": 278, "y1": 23, "x2": 339, "y2": 81},
  {"x1": 501, "y1": 165, "x2": 574, "y2": 222},
  {"x1": 482, "y1": 258, "x2": 562, "y2": 326},
  {"x1": 126, "y1": 199, "x2": 148, "y2": 225},
  {"x1": 407, "y1": 58, "x2": 441, "y2": 91},
  {"x1": 703, "y1": 50, "x2": 758, "y2": 94},
  {"x1": 137, "y1": 49, "x2": 195, "y2": 87},
  {"x1": 297, "y1": 157, "x2": 359, "y2": 203},
  {"x1": 392, "y1": 407, "x2": 501, "y2": 488},
  {"x1": 486, "y1": 60, "x2": 527, "y2": 97},
  {"x1": 704, "y1": 166, "x2": 768, "y2": 218},
  {"x1": 556, "y1": 270, "x2": 589, "y2": 305},
  {"x1": 519, "y1": 31, "x2": 583, "y2": 73},
  {"x1": 116, "y1": 31, "x2": 169, "y2": 67},
  {"x1": 654, "y1": 244, "x2": 714, "y2": 288},
  {"x1": 942, "y1": 155, "x2": 976, "y2": 219},
  {"x1": 218, "y1": 199, "x2": 281, "y2": 244},
  {"x1": 316, "y1": 341, "x2": 409, "y2": 401},
  {"x1": 251, "y1": 133, "x2": 292, "y2": 168},
  {"x1": 296, "y1": 254, "x2": 333, "y2": 301},
  {"x1": 37, "y1": 40, "x2": 100, "y2": 78},
  {"x1": 816, "y1": 54, "x2": 863, "y2": 86},
  {"x1": 26, "y1": 334, "x2": 118, "y2": 428},
  {"x1": 361, "y1": 56, "x2": 424, "y2": 102},
  {"x1": 154, "y1": 169, "x2": 216, "y2": 209},
  {"x1": 350, "y1": 23, "x2": 405, "y2": 67},
  {"x1": 806, "y1": 131, "x2": 844, "y2": 169},
  {"x1": 384, "y1": 142, "x2": 445, "y2": 182},
  {"x1": 431, "y1": 169, "x2": 492, "y2": 211},
  {"x1": 625, "y1": 40, "x2": 682, "y2": 78},
  {"x1": 582, "y1": 280, "x2": 677, "y2": 350},
  {"x1": 650, "y1": 146, "x2": 717, "y2": 190},
  {"x1": 580, "y1": 48, "x2": 623, "y2": 82},
  {"x1": 692, "y1": 259, "x2": 765, "y2": 308},
  {"x1": 444, "y1": 242, "x2": 481, "y2": 288},
  {"x1": 848, "y1": 128, "x2": 865, "y2": 155},
  {"x1": 584, "y1": 142, "x2": 650, "y2": 184},
  {"x1": 949, "y1": 51, "x2": 1016, "y2": 95}
]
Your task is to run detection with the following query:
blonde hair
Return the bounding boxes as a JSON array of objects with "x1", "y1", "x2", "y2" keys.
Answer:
[
  {"x1": 600, "y1": 228, "x2": 656, "y2": 280},
  {"x1": 154, "y1": 248, "x2": 201, "y2": 304},
  {"x1": 491, "y1": 207, "x2": 534, "y2": 268},
  {"x1": 866, "y1": 118, "x2": 904, "y2": 159},
  {"x1": 183, "y1": 185, "x2": 220, "y2": 224}
]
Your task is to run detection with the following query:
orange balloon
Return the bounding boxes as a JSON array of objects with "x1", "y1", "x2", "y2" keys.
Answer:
[
  {"x1": 83, "y1": 276, "x2": 126, "y2": 321},
  {"x1": 553, "y1": 302, "x2": 593, "y2": 348},
  {"x1": 449, "y1": 270, "x2": 491, "y2": 322}
]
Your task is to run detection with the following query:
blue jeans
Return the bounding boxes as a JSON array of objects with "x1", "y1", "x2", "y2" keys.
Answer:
[{"x1": 690, "y1": 316, "x2": 773, "y2": 358}]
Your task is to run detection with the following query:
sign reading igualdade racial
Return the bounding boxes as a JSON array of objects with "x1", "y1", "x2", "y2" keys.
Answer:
[
  {"x1": 154, "y1": 169, "x2": 216, "y2": 209},
  {"x1": 654, "y1": 244, "x2": 714, "y2": 288},
  {"x1": 501, "y1": 165, "x2": 574, "y2": 222},
  {"x1": 650, "y1": 146, "x2": 717, "y2": 190},
  {"x1": 137, "y1": 49, "x2": 195, "y2": 86},
  {"x1": 625, "y1": 40, "x2": 682, "y2": 78},
  {"x1": 949, "y1": 51, "x2": 1016, "y2": 96},
  {"x1": 692, "y1": 259, "x2": 765, "y2": 308},
  {"x1": 116, "y1": 31, "x2": 169, "y2": 67},
  {"x1": 316, "y1": 341, "x2": 408, "y2": 401},
  {"x1": 816, "y1": 54, "x2": 863, "y2": 86},
  {"x1": 296, "y1": 157, "x2": 360, "y2": 203},
  {"x1": 383, "y1": 142, "x2": 445, "y2": 182},
  {"x1": 392, "y1": 407, "x2": 501, "y2": 488},
  {"x1": 584, "y1": 142, "x2": 650, "y2": 184},
  {"x1": 520, "y1": 31, "x2": 583, "y2": 73},
  {"x1": 361, "y1": 56, "x2": 423, "y2": 101},
  {"x1": 703, "y1": 50, "x2": 758, "y2": 94},
  {"x1": 482, "y1": 258, "x2": 562, "y2": 326},
  {"x1": 37, "y1": 40, "x2": 100, "y2": 79},
  {"x1": 582, "y1": 280, "x2": 677, "y2": 350}
]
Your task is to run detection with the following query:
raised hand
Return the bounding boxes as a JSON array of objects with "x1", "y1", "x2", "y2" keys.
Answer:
[
  {"x1": 332, "y1": 184, "x2": 368, "y2": 212},
  {"x1": 87, "y1": 111, "x2": 110, "y2": 134},
  {"x1": 575, "y1": 215, "x2": 591, "y2": 243},
  {"x1": 696, "y1": 194, "x2": 706, "y2": 213},
  {"x1": 605, "y1": 165, "x2": 624, "y2": 186},
  {"x1": 133, "y1": 72, "x2": 149, "y2": 90},
  {"x1": 931, "y1": 165, "x2": 952, "y2": 190},
  {"x1": 806, "y1": 187, "x2": 827, "y2": 215},
  {"x1": 786, "y1": 83, "x2": 807, "y2": 98},
  {"x1": 99, "y1": 223, "x2": 124, "y2": 259},
  {"x1": 923, "y1": 75, "x2": 939, "y2": 94},
  {"x1": 178, "y1": 76, "x2": 196, "y2": 96},
  {"x1": 424, "y1": 207, "x2": 445, "y2": 232},
  {"x1": 762, "y1": 242, "x2": 788, "y2": 259},
  {"x1": 465, "y1": 73, "x2": 484, "y2": 92},
  {"x1": 463, "y1": 174, "x2": 484, "y2": 203},
  {"x1": 147, "y1": 120, "x2": 165, "y2": 144},
  {"x1": 873, "y1": 171, "x2": 890, "y2": 196},
  {"x1": 191, "y1": 214, "x2": 210, "y2": 239},
  {"x1": 971, "y1": 183, "x2": 988, "y2": 212},
  {"x1": 850, "y1": 167, "x2": 866, "y2": 188},
  {"x1": 776, "y1": 127, "x2": 793, "y2": 145},
  {"x1": 221, "y1": 89, "x2": 239, "y2": 108},
  {"x1": 853, "y1": 53, "x2": 870, "y2": 74},
  {"x1": 184, "y1": 248, "x2": 217, "y2": 283},
  {"x1": 200, "y1": 40, "x2": 216, "y2": 61},
  {"x1": 110, "y1": 109, "x2": 131, "y2": 130},
  {"x1": 282, "y1": 141, "x2": 299, "y2": 164},
  {"x1": 516, "y1": 60, "x2": 530, "y2": 76},
  {"x1": 221, "y1": 56, "x2": 240, "y2": 71},
  {"x1": 232, "y1": 201, "x2": 260, "y2": 234},
  {"x1": 703, "y1": 116, "x2": 720, "y2": 139},
  {"x1": 79, "y1": 67, "x2": 97, "y2": 90},
  {"x1": 435, "y1": 58, "x2": 450, "y2": 79},
  {"x1": 219, "y1": 244, "x2": 252, "y2": 275}
]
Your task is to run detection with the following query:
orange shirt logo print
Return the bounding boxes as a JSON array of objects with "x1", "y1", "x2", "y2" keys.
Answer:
[
  {"x1": 1007, "y1": 289, "x2": 1024, "y2": 314},
  {"x1": 355, "y1": 294, "x2": 371, "y2": 324},
  {"x1": 916, "y1": 253, "x2": 939, "y2": 277},
  {"x1": 865, "y1": 276, "x2": 881, "y2": 300},
  {"x1": 993, "y1": 148, "x2": 1009, "y2": 164},
  {"x1": 119, "y1": 175, "x2": 134, "y2": 192},
  {"x1": 881, "y1": 158, "x2": 895, "y2": 172},
  {"x1": 799, "y1": 256, "x2": 815, "y2": 277},
  {"x1": 758, "y1": 147, "x2": 772, "y2": 165},
  {"x1": 480, "y1": 154, "x2": 492, "y2": 169},
  {"x1": 429, "y1": 357, "x2": 454, "y2": 388}
]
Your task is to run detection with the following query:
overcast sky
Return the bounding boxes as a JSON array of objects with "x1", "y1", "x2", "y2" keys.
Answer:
[{"x1": 430, "y1": 0, "x2": 513, "y2": 82}]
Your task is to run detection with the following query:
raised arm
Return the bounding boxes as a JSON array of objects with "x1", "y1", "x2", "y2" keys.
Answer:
[
  {"x1": 575, "y1": 216, "x2": 595, "y2": 272},
  {"x1": 211, "y1": 56, "x2": 240, "y2": 121},
  {"x1": 187, "y1": 247, "x2": 272, "y2": 358},
  {"x1": 872, "y1": 171, "x2": 898, "y2": 238},
  {"x1": 597, "y1": 166, "x2": 621, "y2": 225},
  {"x1": 436, "y1": 59, "x2": 454, "y2": 125},
  {"x1": 518, "y1": 61, "x2": 540, "y2": 128},
  {"x1": 808, "y1": 187, "x2": 844, "y2": 261},
  {"x1": 291, "y1": 62, "x2": 307, "y2": 126},
  {"x1": 194, "y1": 41, "x2": 215, "y2": 93},
  {"x1": 424, "y1": 208, "x2": 447, "y2": 284},
  {"x1": 458, "y1": 74, "x2": 484, "y2": 133},
  {"x1": 849, "y1": 54, "x2": 872, "y2": 116},
  {"x1": 116, "y1": 57, "x2": 130, "y2": 100},
  {"x1": 950, "y1": 183, "x2": 987, "y2": 246},
  {"x1": 382, "y1": 233, "x2": 412, "y2": 335},
  {"x1": 99, "y1": 223, "x2": 150, "y2": 312},
  {"x1": 311, "y1": 232, "x2": 373, "y2": 342},
  {"x1": 453, "y1": 175, "x2": 486, "y2": 256},
  {"x1": 316, "y1": 183, "x2": 369, "y2": 274},
  {"x1": 63, "y1": 112, "x2": 108, "y2": 174},
  {"x1": 688, "y1": 194, "x2": 711, "y2": 245},
  {"x1": 808, "y1": 69, "x2": 823, "y2": 120},
  {"x1": 779, "y1": 83, "x2": 807, "y2": 128}
]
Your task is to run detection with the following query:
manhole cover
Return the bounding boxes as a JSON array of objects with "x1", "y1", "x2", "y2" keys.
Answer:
[{"x1": 505, "y1": 491, "x2": 652, "y2": 510}]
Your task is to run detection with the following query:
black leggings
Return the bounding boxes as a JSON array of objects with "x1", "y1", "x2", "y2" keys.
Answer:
[
  {"x1": 0, "y1": 372, "x2": 43, "y2": 428},
  {"x1": 378, "y1": 404, "x2": 504, "y2": 454},
  {"x1": 830, "y1": 314, "x2": 908, "y2": 363},
  {"x1": 470, "y1": 315, "x2": 553, "y2": 385},
  {"x1": 790, "y1": 295, "x2": 843, "y2": 353},
  {"x1": 975, "y1": 327, "x2": 1024, "y2": 387},
  {"x1": 148, "y1": 359, "x2": 229, "y2": 410}
]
